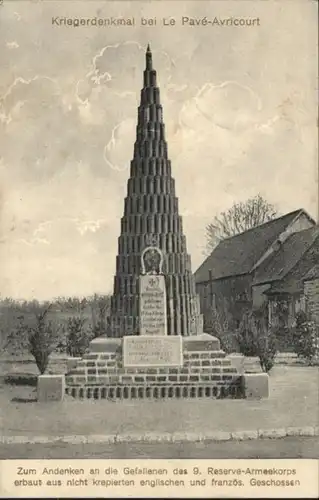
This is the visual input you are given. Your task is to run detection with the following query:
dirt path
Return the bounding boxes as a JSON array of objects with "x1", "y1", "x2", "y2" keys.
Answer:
[{"x1": 1, "y1": 437, "x2": 317, "y2": 459}]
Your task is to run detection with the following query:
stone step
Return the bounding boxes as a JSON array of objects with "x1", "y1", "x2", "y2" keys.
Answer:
[
  {"x1": 182, "y1": 333, "x2": 221, "y2": 352},
  {"x1": 82, "y1": 349, "x2": 227, "y2": 362},
  {"x1": 65, "y1": 383, "x2": 242, "y2": 400},
  {"x1": 83, "y1": 352, "x2": 118, "y2": 361},
  {"x1": 67, "y1": 364, "x2": 238, "y2": 377},
  {"x1": 71, "y1": 358, "x2": 231, "y2": 369},
  {"x1": 184, "y1": 350, "x2": 226, "y2": 359},
  {"x1": 66, "y1": 372, "x2": 240, "y2": 386},
  {"x1": 67, "y1": 358, "x2": 235, "y2": 375}
]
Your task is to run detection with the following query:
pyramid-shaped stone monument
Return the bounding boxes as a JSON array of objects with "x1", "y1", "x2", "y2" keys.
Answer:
[
  {"x1": 108, "y1": 44, "x2": 203, "y2": 339},
  {"x1": 64, "y1": 46, "x2": 269, "y2": 401}
]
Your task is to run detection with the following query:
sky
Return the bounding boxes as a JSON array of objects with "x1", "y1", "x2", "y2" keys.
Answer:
[{"x1": 0, "y1": 0, "x2": 318, "y2": 301}]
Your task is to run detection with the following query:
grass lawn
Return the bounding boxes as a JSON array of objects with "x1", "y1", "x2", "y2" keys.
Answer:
[{"x1": 0, "y1": 355, "x2": 318, "y2": 441}]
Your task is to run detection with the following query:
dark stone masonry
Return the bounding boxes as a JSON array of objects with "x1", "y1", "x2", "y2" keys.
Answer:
[
  {"x1": 107, "y1": 44, "x2": 203, "y2": 338},
  {"x1": 65, "y1": 335, "x2": 243, "y2": 400},
  {"x1": 64, "y1": 45, "x2": 269, "y2": 401}
]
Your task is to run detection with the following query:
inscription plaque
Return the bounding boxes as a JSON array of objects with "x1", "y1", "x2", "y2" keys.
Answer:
[
  {"x1": 123, "y1": 335, "x2": 183, "y2": 368},
  {"x1": 139, "y1": 274, "x2": 167, "y2": 336}
]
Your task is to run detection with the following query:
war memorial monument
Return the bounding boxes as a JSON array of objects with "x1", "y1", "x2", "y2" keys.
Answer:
[{"x1": 58, "y1": 46, "x2": 269, "y2": 402}]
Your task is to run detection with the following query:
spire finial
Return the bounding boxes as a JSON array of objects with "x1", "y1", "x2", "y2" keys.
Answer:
[{"x1": 145, "y1": 43, "x2": 152, "y2": 70}]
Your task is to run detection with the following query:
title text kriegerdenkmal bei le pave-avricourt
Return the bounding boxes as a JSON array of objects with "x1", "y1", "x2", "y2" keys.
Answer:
[{"x1": 51, "y1": 16, "x2": 261, "y2": 28}]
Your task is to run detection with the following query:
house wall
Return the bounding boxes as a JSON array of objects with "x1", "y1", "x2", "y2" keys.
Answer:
[
  {"x1": 252, "y1": 284, "x2": 271, "y2": 309},
  {"x1": 196, "y1": 274, "x2": 252, "y2": 330},
  {"x1": 304, "y1": 278, "x2": 319, "y2": 324}
]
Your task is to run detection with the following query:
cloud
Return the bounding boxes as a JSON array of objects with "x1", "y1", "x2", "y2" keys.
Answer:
[
  {"x1": 17, "y1": 237, "x2": 50, "y2": 247},
  {"x1": 73, "y1": 40, "x2": 185, "y2": 136},
  {"x1": 6, "y1": 41, "x2": 19, "y2": 49},
  {"x1": 103, "y1": 118, "x2": 136, "y2": 172},
  {"x1": 0, "y1": 77, "x2": 52, "y2": 126},
  {"x1": 88, "y1": 41, "x2": 173, "y2": 93},
  {"x1": 170, "y1": 81, "x2": 264, "y2": 185},
  {"x1": 0, "y1": 75, "x2": 60, "y2": 109},
  {"x1": 179, "y1": 81, "x2": 262, "y2": 131},
  {"x1": 0, "y1": 0, "x2": 317, "y2": 299}
]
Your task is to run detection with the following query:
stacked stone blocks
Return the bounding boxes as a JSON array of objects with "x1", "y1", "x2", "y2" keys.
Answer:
[
  {"x1": 107, "y1": 45, "x2": 203, "y2": 338},
  {"x1": 65, "y1": 339, "x2": 242, "y2": 400}
]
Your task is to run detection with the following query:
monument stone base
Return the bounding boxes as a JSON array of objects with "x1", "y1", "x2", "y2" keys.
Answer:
[
  {"x1": 37, "y1": 374, "x2": 65, "y2": 402},
  {"x1": 89, "y1": 337, "x2": 122, "y2": 353},
  {"x1": 64, "y1": 334, "x2": 263, "y2": 400},
  {"x1": 241, "y1": 373, "x2": 269, "y2": 399}
]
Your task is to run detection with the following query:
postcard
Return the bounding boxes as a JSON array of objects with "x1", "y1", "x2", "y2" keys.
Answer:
[{"x1": 0, "y1": 0, "x2": 318, "y2": 498}]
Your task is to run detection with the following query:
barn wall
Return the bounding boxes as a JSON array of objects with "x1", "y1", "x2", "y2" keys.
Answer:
[
  {"x1": 304, "y1": 278, "x2": 319, "y2": 324},
  {"x1": 196, "y1": 274, "x2": 252, "y2": 330}
]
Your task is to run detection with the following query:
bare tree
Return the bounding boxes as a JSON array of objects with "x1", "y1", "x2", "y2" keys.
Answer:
[{"x1": 205, "y1": 194, "x2": 278, "y2": 253}]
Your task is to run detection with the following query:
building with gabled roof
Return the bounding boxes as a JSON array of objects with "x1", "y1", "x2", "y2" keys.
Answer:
[
  {"x1": 258, "y1": 226, "x2": 319, "y2": 295},
  {"x1": 195, "y1": 209, "x2": 317, "y2": 330}
]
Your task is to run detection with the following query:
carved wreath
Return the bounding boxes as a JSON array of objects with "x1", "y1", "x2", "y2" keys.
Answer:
[{"x1": 141, "y1": 246, "x2": 163, "y2": 275}]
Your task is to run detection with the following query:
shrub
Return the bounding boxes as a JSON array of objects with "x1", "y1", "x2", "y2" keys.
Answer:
[
  {"x1": 256, "y1": 329, "x2": 278, "y2": 373},
  {"x1": 237, "y1": 310, "x2": 278, "y2": 373},
  {"x1": 4, "y1": 373, "x2": 38, "y2": 387},
  {"x1": 292, "y1": 311, "x2": 319, "y2": 363},
  {"x1": 89, "y1": 294, "x2": 111, "y2": 338},
  {"x1": 28, "y1": 314, "x2": 59, "y2": 374},
  {"x1": 208, "y1": 304, "x2": 238, "y2": 354},
  {"x1": 66, "y1": 317, "x2": 92, "y2": 357},
  {"x1": 54, "y1": 296, "x2": 91, "y2": 356},
  {"x1": 5, "y1": 304, "x2": 60, "y2": 374},
  {"x1": 275, "y1": 326, "x2": 294, "y2": 353},
  {"x1": 3, "y1": 315, "x2": 29, "y2": 355},
  {"x1": 269, "y1": 300, "x2": 295, "y2": 352}
]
